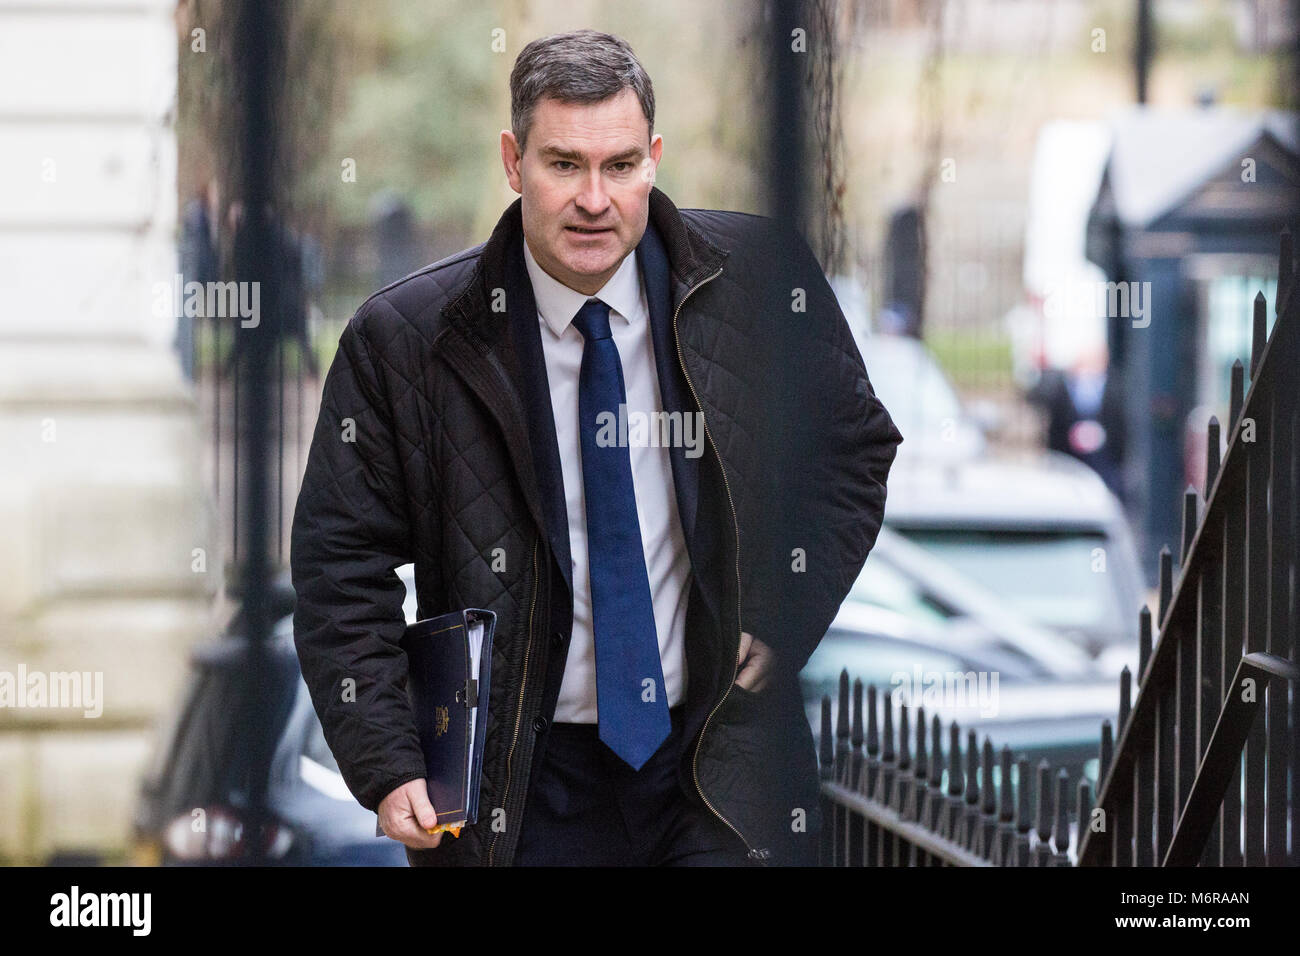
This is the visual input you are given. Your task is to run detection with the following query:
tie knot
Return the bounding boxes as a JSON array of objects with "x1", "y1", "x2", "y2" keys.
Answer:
[{"x1": 572, "y1": 299, "x2": 612, "y2": 342}]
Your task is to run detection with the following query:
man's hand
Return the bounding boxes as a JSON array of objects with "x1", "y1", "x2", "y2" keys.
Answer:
[
  {"x1": 377, "y1": 779, "x2": 444, "y2": 850},
  {"x1": 734, "y1": 630, "x2": 776, "y2": 693}
]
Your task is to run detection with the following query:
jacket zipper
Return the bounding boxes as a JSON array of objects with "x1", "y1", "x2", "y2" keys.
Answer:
[
  {"x1": 486, "y1": 534, "x2": 539, "y2": 866},
  {"x1": 672, "y1": 266, "x2": 762, "y2": 862}
]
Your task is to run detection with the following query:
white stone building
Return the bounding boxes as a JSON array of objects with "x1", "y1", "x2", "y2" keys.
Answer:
[{"x1": 0, "y1": 0, "x2": 212, "y2": 863}]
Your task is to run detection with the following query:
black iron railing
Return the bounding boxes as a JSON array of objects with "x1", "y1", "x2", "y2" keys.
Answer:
[
  {"x1": 1078, "y1": 232, "x2": 1299, "y2": 867},
  {"x1": 820, "y1": 231, "x2": 1299, "y2": 867},
  {"x1": 817, "y1": 674, "x2": 1079, "y2": 866}
]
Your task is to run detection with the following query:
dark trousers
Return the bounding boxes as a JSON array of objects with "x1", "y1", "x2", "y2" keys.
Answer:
[{"x1": 513, "y1": 704, "x2": 751, "y2": 866}]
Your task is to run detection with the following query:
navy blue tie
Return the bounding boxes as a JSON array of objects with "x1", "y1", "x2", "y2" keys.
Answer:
[{"x1": 571, "y1": 298, "x2": 671, "y2": 770}]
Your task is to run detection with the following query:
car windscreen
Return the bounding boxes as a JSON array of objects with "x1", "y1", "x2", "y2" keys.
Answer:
[
  {"x1": 896, "y1": 528, "x2": 1124, "y2": 642},
  {"x1": 847, "y1": 557, "x2": 953, "y2": 625}
]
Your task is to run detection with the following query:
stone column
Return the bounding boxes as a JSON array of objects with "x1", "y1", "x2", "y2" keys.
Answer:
[{"x1": 0, "y1": 0, "x2": 213, "y2": 862}]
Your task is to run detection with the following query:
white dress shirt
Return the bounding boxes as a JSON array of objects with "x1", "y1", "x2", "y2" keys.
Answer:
[{"x1": 523, "y1": 238, "x2": 692, "y2": 724}]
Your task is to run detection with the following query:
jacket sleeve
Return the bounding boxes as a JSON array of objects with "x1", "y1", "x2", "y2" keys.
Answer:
[
  {"x1": 290, "y1": 304, "x2": 428, "y2": 812},
  {"x1": 741, "y1": 225, "x2": 904, "y2": 675}
]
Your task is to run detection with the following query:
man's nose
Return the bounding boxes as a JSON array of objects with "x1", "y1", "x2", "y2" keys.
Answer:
[{"x1": 574, "y1": 170, "x2": 610, "y2": 217}]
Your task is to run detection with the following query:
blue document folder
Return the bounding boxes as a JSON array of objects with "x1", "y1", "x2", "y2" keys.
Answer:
[{"x1": 375, "y1": 607, "x2": 495, "y2": 838}]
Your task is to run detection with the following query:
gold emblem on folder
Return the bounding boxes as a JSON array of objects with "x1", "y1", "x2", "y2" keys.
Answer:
[{"x1": 434, "y1": 705, "x2": 449, "y2": 737}]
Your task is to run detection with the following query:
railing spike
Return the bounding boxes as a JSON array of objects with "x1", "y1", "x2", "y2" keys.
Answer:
[
  {"x1": 999, "y1": 745, "x2": 1014, "y2": 822},
  {"x1": 965, "y1": 729, "x2": 980, "y2": 805},
  {"x1": 1054, "y1": 769, "x2": 1071, "y2": 856},
  {"x1": 1016, "y1": 756, "x2": 1032, "y2": 833},
  {"x1": 1181, "y1": 486, "x2": 1199, "y2": 565},
  {"x1": 898, "y1": 700, "x2": 912, "y2": 770},
  {"x1": 930, "y1": 715, "x2": 944, "y2": 787},
  {"x1": 1229, "y1": 359, "x2": 1244, "y2": 433},
  {"x1": 851, "y1": 678, "x2": 863, "y2": 750},
  {"x1": 1119, "y1": 665, "x2": 1132, "y2": 737},
  {"x1": 881, "y1": 688, "x2": 895, "y2": 762},
  {"x1": 1158, "y1": 545, "x2": 1172, "y2": 624},
  {"x1": 846, "y1": 678, "x2": 864, "y2": 791},
  {"x1": 836, "y1": 669, "x2": 850, "y2": 742},
  {"x1": 866, "y1": 684, "x2": 879, "y2": 756},
  {"x1": 835, "y1": 669, "x2": 851, "y2": 776},
  {"x1": 1075, "y1": 778, "x2": 1092, "y2": 863},
  {"x1": 1138, "y1": 605, "x2": 1152, "y2": 683},
  {"x1": 819, "y1": 695, "x2": 833, "y2": 780},
  {"x1": 1034, "y1": 760, "x2": 1052, "y2": 845},
  {"x1": 981, "y1": 737, "x2": 996, "y2": 815},
  {"x1": 948, "y1": 722, "x2": 963, "y2": 796},
  {"x1": 1205, "y1": 415, "x2": 1220, "y2": 494},
  {"x1": 1099, "y1": 719, "x2": 1114, "y2": 789},
  {"x1": 1251, "y1": 290, "x2": 1267, "y2": 376},
  {"x1": 915, "y1": 705, "x2": 927, "y2": 779}
]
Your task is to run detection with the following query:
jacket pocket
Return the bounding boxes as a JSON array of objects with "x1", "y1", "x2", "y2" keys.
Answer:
[{"x1": 709, "y1": 677, "x2": 822, "y2": 864}]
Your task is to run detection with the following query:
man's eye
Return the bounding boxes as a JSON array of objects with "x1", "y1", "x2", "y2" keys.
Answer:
[
  {"x1": 610, "y1": 162, "x2": 633, "y2": 172},
  {"x1": 553, "y1": 161, "x2": 575, "y2": 171}
]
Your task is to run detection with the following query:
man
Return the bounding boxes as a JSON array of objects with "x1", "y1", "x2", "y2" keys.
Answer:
[{"x1": 291, "y1": 29, "x2": 902, "y2": 867}]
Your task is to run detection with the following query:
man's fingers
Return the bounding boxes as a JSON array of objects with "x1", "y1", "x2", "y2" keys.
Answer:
[
  {"x1": 407, "y1": 782, "x2": 438, "y2": 832},
  {"x1": 735, "y1": 634, "x2": 775, "y2": 693},
  {"x1": 736, "y1": 630, "x2": 752, "y2": 666},
  {"x1": 387, "y1": 813, "x2": 443, "y2": 850},
  {"x1": 377, "y1": 780, "x2": 444, "y2": 849}
]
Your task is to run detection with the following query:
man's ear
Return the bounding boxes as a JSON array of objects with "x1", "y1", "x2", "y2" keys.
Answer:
[
  {"x1": 642, "y1": 133, "x2": 664, "y2": 185},
  {"x1": 501, "y1": 130, "x2": 523, "y2": 195}
]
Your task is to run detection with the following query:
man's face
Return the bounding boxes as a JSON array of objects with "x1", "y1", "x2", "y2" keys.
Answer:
[{"x1": 501, "y1": 88, "x2": 663, "y2": 296}]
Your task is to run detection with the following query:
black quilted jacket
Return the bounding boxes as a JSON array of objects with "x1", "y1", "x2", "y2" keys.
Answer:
[{"x1": 290, "y1": 187, "x2": 902, "y2": 866}]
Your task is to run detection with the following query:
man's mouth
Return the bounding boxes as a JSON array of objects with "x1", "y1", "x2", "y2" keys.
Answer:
[{"x1": 565, "y1": 225, "x2": 613, "y2": 235}]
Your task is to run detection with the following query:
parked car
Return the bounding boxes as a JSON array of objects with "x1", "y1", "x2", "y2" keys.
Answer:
[
  {"x1": 132, "y1": 580, "x2": 409, "y2": 866},
  {"x1": 829, "y1": 274, "x2": 989, "y2": 466},
  {"x1": 850, "y1": 525, "x2": 1099, "y2": 680},
  {"x1": 802, "y1": 600, "x2": 1117, "y2": 793},
  {"x1": 881, "y1": 451, "x2": 1143, "y2": 667},
  {"x1": 855, "y1": 333, "x2": 988, "y2": 465}
]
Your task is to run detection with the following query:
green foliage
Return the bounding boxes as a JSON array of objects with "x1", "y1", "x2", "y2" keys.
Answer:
[
  {"x1": 323, "y1": 1, "x2": 503, "y2": 234},
  {"x1": 924, "y1": 328, "x2": 1013, "y2": 391}
]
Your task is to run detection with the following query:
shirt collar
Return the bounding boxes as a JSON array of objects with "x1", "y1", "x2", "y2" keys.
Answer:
[{"x1": 522, "y1": 236, "x2": 643, "y2": 339}]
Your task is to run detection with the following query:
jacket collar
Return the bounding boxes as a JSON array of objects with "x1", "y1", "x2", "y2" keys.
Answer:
[
  {"x1": 522, "y1": 236, "x2": 643, "y2": 340},
  {"x1": 441, "y1": 186, "x2": 728, "y2": 349}
]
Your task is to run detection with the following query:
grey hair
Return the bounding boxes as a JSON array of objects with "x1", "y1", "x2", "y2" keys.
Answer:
[{"x1": 510, "y1": 30, "x2": 655, "y2": 151}]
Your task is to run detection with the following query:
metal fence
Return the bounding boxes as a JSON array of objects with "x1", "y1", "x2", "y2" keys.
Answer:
[
  {"x1": 819, "y1": 230, "x2": 1299, "y2": 867},
  {"x1": 191, "y1": 298, "x2": 320, "y2": 581},
  {"x1": 817, "y1": 676, "x2": 1077, "y2": 865},
  {"x1": 1078, "y1": 232, "x2": 1299, "y2": 867}
]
